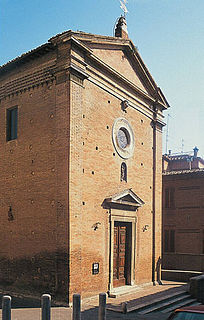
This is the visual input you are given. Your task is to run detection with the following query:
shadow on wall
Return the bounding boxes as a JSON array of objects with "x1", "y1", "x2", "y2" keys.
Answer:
[{"x1": 0, "y1": 250, "x2": 68, "y2": 301}]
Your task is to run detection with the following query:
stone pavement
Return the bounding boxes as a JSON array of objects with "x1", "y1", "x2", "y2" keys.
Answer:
[
  {"x1": 0, "y1": 281, "x2": 185, "y2": 319},
  {"x1": 0, "y1": 309, "x2": 170, "y2": 320}
]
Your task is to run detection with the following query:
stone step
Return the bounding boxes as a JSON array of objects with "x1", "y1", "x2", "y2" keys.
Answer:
[
  {"x1": 107, "y1": 284, "x2": 189, "y2": 314},
  {"x1": 190, "y1": 302, "x2": 202, "y2": 307},
  {"x1": 138, "y1": 294, "x2": 197, "y2": 314},
  {"x1": 126, "y1": 290, "x2": 186, "y2": 313},
  {"x1": 161, "y1": 298, "x2": 200, "y2": 313}
]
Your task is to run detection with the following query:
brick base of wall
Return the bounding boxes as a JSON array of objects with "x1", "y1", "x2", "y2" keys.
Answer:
[{"x1": 0, "y1": 250, "x2": 69, "y2": 301}]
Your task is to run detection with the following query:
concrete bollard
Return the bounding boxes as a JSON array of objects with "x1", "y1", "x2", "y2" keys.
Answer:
[
  {"x1": 98, "y1": 293, "x2": 106, "y2": 320},
  {"x1": 73, "y1": 294, "x2": 81, "y2": 320},
  {"x1": 198, "y1": 276, "x2": 204, "y2": 304},
  {"x1": 41, "y1": 294, "x2": 51, "y2": 320},
  {"x1": 2, "y1": 295, "x2": 11, "y2": 320},
  {"x1": 122, "y1": 301, "x2": 128, "y2": 314}
]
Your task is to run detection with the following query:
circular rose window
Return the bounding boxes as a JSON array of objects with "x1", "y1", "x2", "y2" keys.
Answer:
[
  {"x1": 112, "y1": 118, "x2": 134, "y2": 159},
  {"x1": 117, "y1": 127, "x2": 130, "y2": 149}
]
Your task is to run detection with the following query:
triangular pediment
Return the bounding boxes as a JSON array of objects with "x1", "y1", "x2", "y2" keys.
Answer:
[
  {"x1": 70, "y1": 33, "x2": 170, "y2": 110},
  {"x1": 0, "y1": 30, "x2": 169, "y2": 111},
  {"x1": 120, "y1": 194, "x2": 137, "y2": 203},
  {"x1": 91, "y1": 47, "x2": 149, "y2": 94},
  {"x1": 103, "y1": 189, "x2": 145, "y2": 210}
]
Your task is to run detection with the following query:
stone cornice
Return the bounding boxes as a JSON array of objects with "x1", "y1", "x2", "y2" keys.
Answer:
[
  {"x1": 68, "y1": 63, "x2": 89, "y2": 80},
  {"x1": 87, "y1": 74, "x2": 155, "y2": 121},
  {"x1": 0, "y1": 31, "x2": 170, "y2": 111},
  {"x1": 85, "y1": 54, "x2": 156, "y2": 105},
  {"x1": 103, "y1": 188, "x2": 145, "y2": 211}
]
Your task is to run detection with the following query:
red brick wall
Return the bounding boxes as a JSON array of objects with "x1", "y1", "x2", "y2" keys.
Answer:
[
  {"x1": 68, "y1": 74, "x2": 163, "y2": 296},
  {"x1": 162, "y1": 172, "x2": 204, "y2": 271},
  {"x1": 0, "y1": 33, "x2": 164, "y2": 301},
  {"x1": 0, "y1": 50, "x2": 70, "y2": 299}
]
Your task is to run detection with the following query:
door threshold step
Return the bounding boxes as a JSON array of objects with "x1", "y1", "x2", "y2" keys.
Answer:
[{"x1": 108, "y1": 282, "x2": 153, "y2": 298}]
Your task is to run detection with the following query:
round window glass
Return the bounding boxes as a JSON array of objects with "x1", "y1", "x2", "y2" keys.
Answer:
[
  {"x1": 112, "y1": 118, "x2": 134, "y2": 159},
  {"x1": 117, "y1": 127, "x2": 130, "y2": 149}
]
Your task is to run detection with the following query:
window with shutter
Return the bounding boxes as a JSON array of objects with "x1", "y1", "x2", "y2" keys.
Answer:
[
  {"x1": 164, "y1": 229, "x2": 175, "y2": 252},
  {"x1": 165, "y1": 188, "x2": 175, "y2": 208}
]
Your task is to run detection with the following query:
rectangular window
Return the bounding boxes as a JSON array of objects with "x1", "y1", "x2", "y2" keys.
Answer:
[
  {"x1": 165, "y1": 188, "x2": 175, "y2": 208},
  {"x1": 164, "y1": 229, "x2": 175, "y2": 252},
  {"x1": 7, "y1": 107, "x2": 18, "y2": 141},
  {"x1": 164, "y1": 230, "x2": 169, "y2": 252},
  {"x1": 169, "y1": 230, "x2": 175, "y2": 252}
]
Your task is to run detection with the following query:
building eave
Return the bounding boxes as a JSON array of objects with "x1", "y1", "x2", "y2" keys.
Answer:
[
  {"x1": 0, "y1": 30, "x2": 170, "y2": 111},
  {"x1": 0, "y1": 43, "x2": 55, "y2": 75},
  {"x1": 163, "y1": 168, "x2": 204, "y2": 176}
]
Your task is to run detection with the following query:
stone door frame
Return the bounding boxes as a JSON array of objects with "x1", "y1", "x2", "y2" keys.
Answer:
[{"x1": 109, "y1": 210, "x2": 137, "y2": 292}]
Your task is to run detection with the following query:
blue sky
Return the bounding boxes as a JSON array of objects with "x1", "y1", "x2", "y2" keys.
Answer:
[{"x1": 1, "y1": 0, "x2": 204, "y2": 156}]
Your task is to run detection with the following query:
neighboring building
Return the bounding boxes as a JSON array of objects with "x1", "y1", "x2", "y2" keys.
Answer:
[
  {"x1": 0, "y1": 19, "x2": 169, "y2": 302},
  {"x1": 162, "y1": 148, "x2": 204, "y2": 280}
]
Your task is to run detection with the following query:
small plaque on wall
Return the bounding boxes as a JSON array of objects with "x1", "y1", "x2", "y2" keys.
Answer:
[{"x1": 92, "y1": 263, "x2": 99, "y2": 275}]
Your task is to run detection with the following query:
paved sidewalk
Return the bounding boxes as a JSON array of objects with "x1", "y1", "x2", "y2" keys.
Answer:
[
  {"x1": 0, "y1": 281, "x2": 186, "y2": 319},
  {"x1": 0, "y1": 308, "x2": 170, "y2": 320}
]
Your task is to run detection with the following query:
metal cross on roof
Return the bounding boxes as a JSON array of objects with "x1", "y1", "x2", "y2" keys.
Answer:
[{"x1": 119, "y1": 0, "x2": 128, "y2": 17}]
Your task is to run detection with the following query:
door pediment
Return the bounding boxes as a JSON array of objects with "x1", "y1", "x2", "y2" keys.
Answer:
[{"x1": 103, "y1": 189, "x2": 144, "y2": 211}]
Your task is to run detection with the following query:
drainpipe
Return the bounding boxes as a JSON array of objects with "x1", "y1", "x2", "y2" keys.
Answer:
[{"x1": 152, "y1": 104, "x2": 157, "y2": 286}]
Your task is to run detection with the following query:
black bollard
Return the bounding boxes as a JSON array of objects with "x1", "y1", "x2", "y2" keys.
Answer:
[
  {"x1": 73, "y1": 294, "x2": 81, "y2": 320},
  {"x1": 2, "y1": 295, "x2": 11, "y2": 320},
  {"x1": 41, "y1": 294, "x2": 51, "y2": 320},
  {"x1": 98, "y1": 293, "x2": 106, "y2": 320}
]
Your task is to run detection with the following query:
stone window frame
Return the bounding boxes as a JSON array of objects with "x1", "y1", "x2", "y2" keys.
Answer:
[
  {"x1": 109, "y1": 212, "x2": 137, "y2": 292},
  {"x1": 121, "y1": 162, "x2": 127, "y2": 182},
  {"x1": 112, "y1": 118, "x2": 135, "y2": 159}
]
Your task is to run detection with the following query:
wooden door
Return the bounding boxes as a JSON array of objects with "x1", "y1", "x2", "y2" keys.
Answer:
[{"x1": 113, "y1": 222, "x2": 131, "y2": 287}]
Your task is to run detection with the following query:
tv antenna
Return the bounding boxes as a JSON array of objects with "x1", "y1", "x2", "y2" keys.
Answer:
[
  {"x1": 119, "y1": 0, "x2": 128, "y2": 17},
  {"x1": 165, "y1": 114, "x2": 171, "y2": 154},
  {"x1": 181, "y1": 139, "x2": 184, "y2": 153}
]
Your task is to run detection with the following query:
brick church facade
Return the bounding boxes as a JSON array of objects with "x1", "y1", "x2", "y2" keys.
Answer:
[{"x1": 0, "y1": 22, "x2": 169, "y2": 302}]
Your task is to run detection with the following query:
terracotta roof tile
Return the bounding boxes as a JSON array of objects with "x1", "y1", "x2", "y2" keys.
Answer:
[{"x1": 163, "y1": 168, "x2": 204, "y2": 176}]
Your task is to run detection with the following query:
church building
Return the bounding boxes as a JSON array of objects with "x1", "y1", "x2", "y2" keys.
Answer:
[{"x1": 0, "y1": 18, "x2": 169, "y2": 302}]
